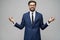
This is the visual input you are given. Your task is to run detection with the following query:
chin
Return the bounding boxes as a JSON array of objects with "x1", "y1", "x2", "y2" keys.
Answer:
[{"x1": 30, "y1": 9, "x2": 35, "y2": 12}]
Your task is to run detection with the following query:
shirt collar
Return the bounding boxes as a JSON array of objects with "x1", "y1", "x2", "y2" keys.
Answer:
[{"x1": 30, "y1": 11, "x2": 36, "y2": 14}]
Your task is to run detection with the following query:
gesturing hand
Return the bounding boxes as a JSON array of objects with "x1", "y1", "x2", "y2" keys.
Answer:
[
  {"x1": 8, "y1": 17, "x2": 15, "y2": 24},
  {"x1": 48, "y1": 17, "x2": 55, "y2": 23}
]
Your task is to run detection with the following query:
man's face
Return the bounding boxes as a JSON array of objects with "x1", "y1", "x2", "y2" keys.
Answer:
[{"x1": 28, "y1": 2, "x2": 36, "y2": 12}]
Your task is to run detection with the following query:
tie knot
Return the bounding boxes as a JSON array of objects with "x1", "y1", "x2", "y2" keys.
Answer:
[{"x1": 32, "y1": 13, "x2": 33, "y2": 14}]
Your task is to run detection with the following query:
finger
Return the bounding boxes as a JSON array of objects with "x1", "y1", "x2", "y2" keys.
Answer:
[
  {"x1": 8, "y1": 17, "x2": 12, "y2": 21},
  {"x1": 11, "y1": 17, "x2": 13, "y2": 19}
]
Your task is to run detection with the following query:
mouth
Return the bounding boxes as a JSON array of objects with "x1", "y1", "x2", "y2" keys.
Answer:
[
  {"x1": 31, "y1": 8, "x2": 35, "y2": 10},
  {"x1": 30, "y1": 8, "x2": 35, "y2": 12}
]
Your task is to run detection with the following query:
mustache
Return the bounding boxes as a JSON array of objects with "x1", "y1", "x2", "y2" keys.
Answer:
[
  {"x1": 31, "y1": 7, "x2": 35, "y2": 8},
  {"x1": 30, "y1": 9, "x2": 35, "y2": 12}
]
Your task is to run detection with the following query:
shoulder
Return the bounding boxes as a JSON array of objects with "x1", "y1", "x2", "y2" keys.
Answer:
[
  {"x1": 36, "y1": 11, "x2": 43, "y2": 16},
  {"x1": 22, "y1": 11, "x2": 29, "y2": 18},
  {"x1": 23, "y1": 11, "x2": 29, "y2": 16}
]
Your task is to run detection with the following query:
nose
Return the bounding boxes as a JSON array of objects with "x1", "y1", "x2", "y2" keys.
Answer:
[{"x1": 31, "y1": 5, "x2": 35, "y2": 8}]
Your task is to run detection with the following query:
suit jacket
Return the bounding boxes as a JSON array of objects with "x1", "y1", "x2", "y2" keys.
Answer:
[{"x1": 14, "y1": 11, "x2": 48, "y2": 40}]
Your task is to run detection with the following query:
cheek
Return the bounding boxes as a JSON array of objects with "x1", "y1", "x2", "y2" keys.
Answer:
[{"x1": 29, "y1": 6, "x2": 31, "y2": 9}]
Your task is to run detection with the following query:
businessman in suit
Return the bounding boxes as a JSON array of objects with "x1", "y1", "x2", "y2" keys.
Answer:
[{"x1": 9, "y1": 0, "x2": 55, "y2": 40}]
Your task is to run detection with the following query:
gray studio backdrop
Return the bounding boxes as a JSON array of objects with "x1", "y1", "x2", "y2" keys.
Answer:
[{"x1": 0, "y1": 0, "x2": 60, "y2": 40}]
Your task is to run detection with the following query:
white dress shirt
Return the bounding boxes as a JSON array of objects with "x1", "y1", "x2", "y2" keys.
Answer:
[{"x1": 30, "y1": 11, "x2": 36, "y2": 23}]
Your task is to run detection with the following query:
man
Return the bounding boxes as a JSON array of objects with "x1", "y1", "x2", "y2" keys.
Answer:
[{"x1": 9, "y1": 0, "x2": 55, "y2": 40}]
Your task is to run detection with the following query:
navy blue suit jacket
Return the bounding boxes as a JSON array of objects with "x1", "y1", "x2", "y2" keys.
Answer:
[{"x1": 14, "y1": 11, "x2": 48, "y2": 40}]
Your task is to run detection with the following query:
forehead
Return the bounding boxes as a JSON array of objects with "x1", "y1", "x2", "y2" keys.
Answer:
[{"x1": 29, "y1": 2, "x2": 35, "y2": 5}]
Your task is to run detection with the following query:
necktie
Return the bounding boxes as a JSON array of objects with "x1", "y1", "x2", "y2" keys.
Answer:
[{"x1": 32, "y1": 13, "x2": 34, "y2": 24}]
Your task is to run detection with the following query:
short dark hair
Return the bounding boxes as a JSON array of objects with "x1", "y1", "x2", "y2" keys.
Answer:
[{"x1": 28, "y1": 0, "x2": 37, "y2": 5}]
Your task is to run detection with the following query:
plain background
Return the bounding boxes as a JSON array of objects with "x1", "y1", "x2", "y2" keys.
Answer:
[{"x1": 0, "y1": 0, "x2": 60, "y2": 40}]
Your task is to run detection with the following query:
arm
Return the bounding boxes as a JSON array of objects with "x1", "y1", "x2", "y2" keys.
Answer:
[
  {"x1": 40, "y1": 14, "x2": 55, "y2": 30},
  {"x1": 40, "y1": 14, "x2": 48, "y2": 30},
  {"x1": 8, "y1": 15, "x2": 25, "y2": 30},
  {"x1": 14, "y1": 15, "x2": 25, "y2": 29}
]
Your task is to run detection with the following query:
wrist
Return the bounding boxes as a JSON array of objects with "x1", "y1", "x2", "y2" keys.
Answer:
[{"x1": 48, "y1": 21, "x2": 51, "y2": 23}]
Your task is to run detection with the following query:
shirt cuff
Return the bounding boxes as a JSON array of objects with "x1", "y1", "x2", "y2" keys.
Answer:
[
  {"x1": 13, "y1": 22, "x2": 16, "y2": 25},
  {"x1": 47, "y1": 22, "x2": 50, "y2": 25}
]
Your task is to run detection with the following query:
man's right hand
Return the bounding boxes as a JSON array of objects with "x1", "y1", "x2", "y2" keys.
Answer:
[{"x1": 8, "y1": 17, "x2": 15, "y2": 24}]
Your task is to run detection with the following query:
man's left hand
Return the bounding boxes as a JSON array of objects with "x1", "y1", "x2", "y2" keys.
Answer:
[{"x1": 48, "y1": 17, "x2": 55, "y2": 23}]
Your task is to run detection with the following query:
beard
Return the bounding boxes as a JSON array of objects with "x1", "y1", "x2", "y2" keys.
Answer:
[{"x1": 30, "y1": 8, "x2": 35, "y2": 12}]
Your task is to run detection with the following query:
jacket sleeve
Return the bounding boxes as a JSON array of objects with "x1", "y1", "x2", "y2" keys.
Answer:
[
  {"x1": 40, "y1": 14, "x2": 48, "y2": 30},
  {"x1": 14, "y1": 14, "x2": 25, "y2": 30}
]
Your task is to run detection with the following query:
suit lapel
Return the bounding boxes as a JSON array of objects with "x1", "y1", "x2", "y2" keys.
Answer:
[
  {"x1": 34, "y1": 11, "x2": 38, "y2": 24},
  {"x1": 28, "y1": 12, "x2": 32, "y2": 25}
]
